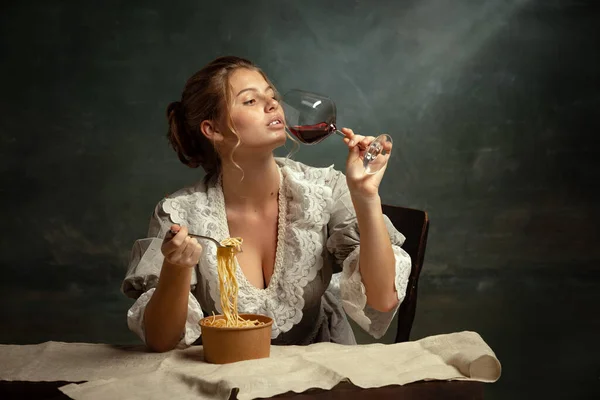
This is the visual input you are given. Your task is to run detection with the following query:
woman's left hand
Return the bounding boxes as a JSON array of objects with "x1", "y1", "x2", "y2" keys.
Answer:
[{"x1": 341, "y1": 127, "x2": 387, "y2": 202}]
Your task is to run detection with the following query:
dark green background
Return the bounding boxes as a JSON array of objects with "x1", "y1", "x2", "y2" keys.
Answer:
[{"x1": 1, "y1": 1, "x2": 598, "y2": 398}]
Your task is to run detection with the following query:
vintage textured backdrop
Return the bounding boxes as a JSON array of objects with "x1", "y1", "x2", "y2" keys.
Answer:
[{"x1": 1, "y1": 1, "x2": 599, "y2": 398}]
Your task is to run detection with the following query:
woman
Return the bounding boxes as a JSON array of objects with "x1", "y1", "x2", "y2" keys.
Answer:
[{"x1": 122, "y1": 56, "x2": 412, "y2": 352}]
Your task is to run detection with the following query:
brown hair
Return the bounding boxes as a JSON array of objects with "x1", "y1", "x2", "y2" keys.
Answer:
[{"x1": 166, "y1": 56, "x2": 279, "y2": 184}]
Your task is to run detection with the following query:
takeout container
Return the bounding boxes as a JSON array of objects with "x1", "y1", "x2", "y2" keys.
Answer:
[{"x1": 199, "y1": 313, "x2": 273, "y2": 364}]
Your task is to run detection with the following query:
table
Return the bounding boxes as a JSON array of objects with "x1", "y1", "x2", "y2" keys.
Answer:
[
  {"x1": 1, "y1": 332, "x2": 499, "y2": 399},
  {"x1": 0, "y1": 380, "x2": 484, "y2": 399}
]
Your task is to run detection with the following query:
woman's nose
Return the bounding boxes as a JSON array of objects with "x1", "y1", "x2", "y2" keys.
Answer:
[{"x1": 265, "y1": 96, "x2": 278, "y2": 111}]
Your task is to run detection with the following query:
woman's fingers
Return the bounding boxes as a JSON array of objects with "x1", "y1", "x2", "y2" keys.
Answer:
[
  {"x1": 181, "y1": 237, "x2": 201, "y2": 265},
  {"x1": 173, "y1": 236, "x2": 191, "y2": 258},
  {"x1": 349, "y1": 135, "x2": 365, "y2": 147},
  {"x1": 341, "y1": 128, "x2": 376, "y2": 150},
  {"x1": 340, "y1": 127, "x2": 354, "y2": 138},
  {"x1": 162, "y1": 225, "x2": 188, "y2": 256},
  {"x1": 190, "y1": 240, "x2": 203, "y2": 265},
  {"x1": 341, "y1": 128, "x2": 364, "y2": 148},
  {"x1": 161, "y1": 225, "x2": 203, "y2": 268},
  {"x1": 360, "y1": 136, "x2": 376, "y2": 149}
]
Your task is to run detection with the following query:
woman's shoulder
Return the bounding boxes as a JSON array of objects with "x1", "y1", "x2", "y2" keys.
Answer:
[
  {"x1": 153, "y1": 179, "x2": 210, "y2": 215},
  {"x1": 151, "y1": 178, "x2": 219, "y2": 230},
  {"x1": 275, "y1": 157, "x2": 344, "y2": 186}
]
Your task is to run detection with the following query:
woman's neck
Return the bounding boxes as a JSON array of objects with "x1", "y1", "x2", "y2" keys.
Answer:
[{"x1": 220, "y1": 154, "x2": 280, "y2": 212}]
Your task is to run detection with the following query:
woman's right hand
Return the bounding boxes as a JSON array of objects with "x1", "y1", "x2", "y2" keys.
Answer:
[{"x1": 161, "y1": 225, "x2": 203, "y2": 268}]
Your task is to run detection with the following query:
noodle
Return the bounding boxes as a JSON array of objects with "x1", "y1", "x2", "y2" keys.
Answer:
[{"x1": 201, "y1": 237, "x2": 265, "y2": 328}]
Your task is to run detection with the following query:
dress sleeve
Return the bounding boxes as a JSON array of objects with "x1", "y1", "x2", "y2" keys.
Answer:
[
  {"x1": 325, "y1": 171, "x2": 412, "y2": 339},
  {"x1": 121, "y1": 200, "x2": 203, "y2": 347}
]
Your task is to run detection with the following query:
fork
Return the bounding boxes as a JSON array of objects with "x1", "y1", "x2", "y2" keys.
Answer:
[{"x1": 168, "y1": 229, "x2": 242, "y2": 251}]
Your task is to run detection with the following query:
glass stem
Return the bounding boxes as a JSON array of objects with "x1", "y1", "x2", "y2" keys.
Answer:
[{"x1": 334, "y1": 129, "x2": 368, "y2": 150}]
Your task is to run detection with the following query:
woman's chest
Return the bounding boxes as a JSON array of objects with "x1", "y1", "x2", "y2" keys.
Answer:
[
  {"x1": 228, "y1": 211, "x2": 279, "y2": 290},
  {"x1": 194, "y1": 200, "x2": 333, "y2": 320}
]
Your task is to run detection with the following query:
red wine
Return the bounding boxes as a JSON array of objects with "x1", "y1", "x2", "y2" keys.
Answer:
[{"x1": 289, "y1": 122, "x2": 334, "y2": 144}]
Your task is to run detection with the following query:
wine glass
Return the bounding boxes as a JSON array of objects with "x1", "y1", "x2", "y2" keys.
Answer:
[{"x1": 281, "y1": 89, "x2": 392, "y2": 174}]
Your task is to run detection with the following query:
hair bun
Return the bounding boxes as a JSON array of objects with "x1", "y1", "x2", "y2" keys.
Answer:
[{"x1": 166, "y1": 101, "x2": 184, "y2": 118}]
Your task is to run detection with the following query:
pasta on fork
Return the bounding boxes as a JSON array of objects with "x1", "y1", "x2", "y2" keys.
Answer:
[{"x1": 201, "y1": 237, "x2": 265, "y2": 328}]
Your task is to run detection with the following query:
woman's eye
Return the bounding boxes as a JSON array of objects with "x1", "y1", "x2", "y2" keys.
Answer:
[{"x1": 243, "y1": 99, "x2": 256, "y2": 105}]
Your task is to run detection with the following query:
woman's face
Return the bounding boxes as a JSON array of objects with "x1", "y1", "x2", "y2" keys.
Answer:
[{"x1": 221, "y1": 68, "x2": 287, "y2": 153}]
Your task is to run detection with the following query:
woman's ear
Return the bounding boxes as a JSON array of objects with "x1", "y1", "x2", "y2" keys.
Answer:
[{"x1": 199, "y1": 120, "x2": 224, "y2": 143}]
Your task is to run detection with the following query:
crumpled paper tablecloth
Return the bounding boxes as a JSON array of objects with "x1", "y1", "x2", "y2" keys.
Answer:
[{"x1": 0, "y1": 331, "x2": 501, "y2": 400}]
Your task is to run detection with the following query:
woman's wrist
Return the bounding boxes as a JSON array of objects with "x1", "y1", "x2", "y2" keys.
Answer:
[{"x1": 350, "y1": 193, "x2": 382, "y2": 212}]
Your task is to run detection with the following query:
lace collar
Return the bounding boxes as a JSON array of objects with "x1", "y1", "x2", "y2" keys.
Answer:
[{"x1": 163, "y1": 158, "x2": 335, "y2": 338}]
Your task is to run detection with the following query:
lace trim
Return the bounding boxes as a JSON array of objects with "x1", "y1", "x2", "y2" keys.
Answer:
[
  {"x1": 219, "y1": 169, "x2": 286, "y2": 295},
  {"x1": 340, "y1": 245, "x2": 412, "y2": 339},
  {"x1": 213, "y1": 169, "x2": 289, "y2": 339},
  {"x1": 162, "y1": 161, "x2": 334, "y2": 339},
  {"x1": 163, "y1": 186, "x2": 225, "y2": 332}
]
